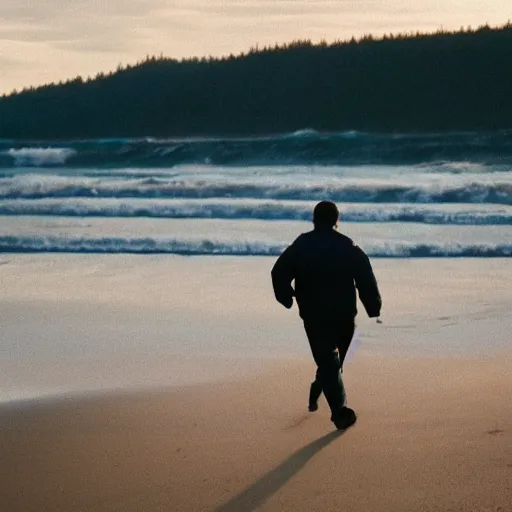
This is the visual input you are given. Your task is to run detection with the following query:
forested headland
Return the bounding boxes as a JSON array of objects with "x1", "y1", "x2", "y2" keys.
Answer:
[{"x1": 1, "y1": 23, "x2": 512, "y2": 140}]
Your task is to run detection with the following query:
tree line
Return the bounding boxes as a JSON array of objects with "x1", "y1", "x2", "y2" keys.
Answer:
[{"x1": 1, "y1": 23, "x2": 512, "y2": 139}]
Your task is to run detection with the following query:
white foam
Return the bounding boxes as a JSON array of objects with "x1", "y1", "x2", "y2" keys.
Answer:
[
  {"x1": 0, "y1": 170, "x2": 510, "y2": 204},
  {"x1": 5, "y1": 147, "x2": 76, "y2": 166},
  {"x1": 0, "y1": 198, "x2": 511, "y2": 225},
  {"x1": 0, "y1": 232, "x2": 510, "y2": 257}
]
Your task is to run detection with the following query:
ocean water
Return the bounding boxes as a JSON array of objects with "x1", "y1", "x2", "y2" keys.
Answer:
[{"x1": 1, "y1": 130, "x2": 511, "y2": 257}]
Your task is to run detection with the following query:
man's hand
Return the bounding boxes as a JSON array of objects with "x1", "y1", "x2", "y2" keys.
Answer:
[
  {"x1": 271, "y1": 243, "x2": 297, "y2": 311},
  {"x1": 279, "y1": 296, "x2": 293, "y2": 309}
]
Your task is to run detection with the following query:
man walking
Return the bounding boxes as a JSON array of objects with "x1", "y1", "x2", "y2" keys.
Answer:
[{"x1": 271, "y1": 201, "x2": 381, "y2": 430}]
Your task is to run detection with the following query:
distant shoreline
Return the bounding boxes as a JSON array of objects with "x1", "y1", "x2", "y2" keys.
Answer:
[{"x1": 2, "y1": 23, "x2": 512, "y2": 140}]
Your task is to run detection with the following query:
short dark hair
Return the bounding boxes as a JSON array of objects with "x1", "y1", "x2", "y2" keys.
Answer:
[{"x1": 313, "y1": 201, "x2": 339, "y2": 227}]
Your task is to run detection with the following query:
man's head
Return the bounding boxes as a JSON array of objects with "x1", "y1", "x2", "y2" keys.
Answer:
[{"x1": 313, "y1": 201, "x2": 339, "y2": 229}]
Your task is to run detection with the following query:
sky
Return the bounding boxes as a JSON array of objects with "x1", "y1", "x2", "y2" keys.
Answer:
[{"x1": 1, "y1": 0, "x2": 509, "y2": 95}]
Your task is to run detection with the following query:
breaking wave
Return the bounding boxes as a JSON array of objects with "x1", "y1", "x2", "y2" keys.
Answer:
[
  {"x1": 0, "y1": 174, "x2": 510, "y2": 204},
  {"x1": 2, "y1": 129, "x2": 512, "y2": 168},
  {"x1": 4, "y1": 147, "x2": 76, "y2": 167},
  {"x1": 0, "y1": 235, "x2": 510, "y2": 257},
  {"x1": 0, "y1": 199, "x2": 511, "y2": 225},
  {"x1": 1, "y1": 130, "x2": 510, "y2": 259}
]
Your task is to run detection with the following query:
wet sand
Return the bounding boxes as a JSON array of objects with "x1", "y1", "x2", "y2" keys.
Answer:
[
  {"x1": 1, "y1": 255, "x2": 511, "y2": 511},
  {"x1": 1, "y1": 354, "x2": 511, "y2": 512}
]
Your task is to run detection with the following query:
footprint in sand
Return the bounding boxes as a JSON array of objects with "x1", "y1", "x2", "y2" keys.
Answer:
[
  {"x1": 486, "y1": 428, "x2": 505, "y2": 436},
  {"x1": 285, "y1": 414, "x2": 311, "y2": 430}
]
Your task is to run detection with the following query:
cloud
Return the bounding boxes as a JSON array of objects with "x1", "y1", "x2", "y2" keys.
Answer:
[
  {"x1": 0, "y1": 54, "x2": 23, "y2": 70},
  {"x1": 0, "y1": 0, "x2": 168, "y2": 54}
]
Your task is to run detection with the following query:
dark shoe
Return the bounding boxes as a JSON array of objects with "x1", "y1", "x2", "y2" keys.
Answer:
[
  {"x1": 308, "y1": 380, "x2": 322, "y2": 412},
  {"x1": 332, "y1": 407, "x2": 357, "y2": 430}
]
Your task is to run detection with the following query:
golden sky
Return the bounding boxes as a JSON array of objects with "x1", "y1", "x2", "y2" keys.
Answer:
[{"x1": 0, "y1": 0, "x2": 509, "y2": 95}]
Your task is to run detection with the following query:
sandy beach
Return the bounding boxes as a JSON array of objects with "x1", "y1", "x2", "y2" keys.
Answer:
[{"x1": 1, "y1": 255, "x2": 511, "y2": 511}]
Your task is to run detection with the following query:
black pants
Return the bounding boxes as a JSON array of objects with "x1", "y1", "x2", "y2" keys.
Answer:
[{"x1": 303, "y1": 317, "x2": 355, "y2": 417}]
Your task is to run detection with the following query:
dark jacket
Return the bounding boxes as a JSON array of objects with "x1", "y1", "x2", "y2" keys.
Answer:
[{"x1": 271, "y1": 227, "x2": 381, "y2": 320}]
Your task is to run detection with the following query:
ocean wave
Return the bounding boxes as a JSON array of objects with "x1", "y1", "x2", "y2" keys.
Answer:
[
  {"x1": 2, "y1": 129, "x2": 512, "y2": 167},
  {"x1": 282, "y1": 129, "x2": 321, "y2": 138},
  {"x1": 1, "y1": 199, "x2": 511, "y2": 225},
  {"x1": 4, "y1": 147, "x2": 76, "y2": 166},
  {"x1": 0, "y1": 235, "x2": 510, "y2": 257},
  {"x1": 1, "y1": 175, "x2": 510, "y2": 204}
]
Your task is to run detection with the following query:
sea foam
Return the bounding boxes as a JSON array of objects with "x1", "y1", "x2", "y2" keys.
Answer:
[
  {"x1": 5, "y1": 148, "x2": 76, "y2": 167},
  {"x1": 0, "y1": 234, "x2": 510, "y2": 257}
]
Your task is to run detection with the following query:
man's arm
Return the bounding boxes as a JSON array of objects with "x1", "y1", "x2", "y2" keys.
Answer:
[
  {"x1": 351, "y1": 244, "x2": 382, "y2": 318},
  {"x1": 271, "y1": 242, "x2": 297, "y2": 309}
]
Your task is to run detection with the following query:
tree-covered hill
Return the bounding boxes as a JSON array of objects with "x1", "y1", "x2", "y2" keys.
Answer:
[{"x1": 1, "y1": 23, "x2": 512, "y2": 139}]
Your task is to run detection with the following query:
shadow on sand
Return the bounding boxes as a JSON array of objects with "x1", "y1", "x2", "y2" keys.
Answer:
[{"x1": 214, "y1": 429, "x2": 345, "y2": 512}]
